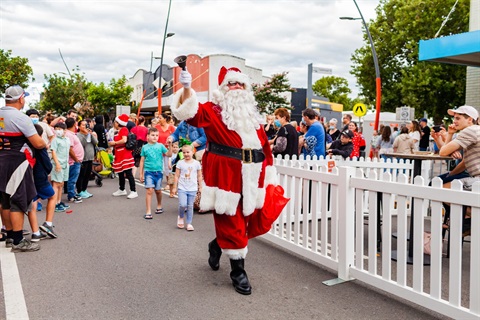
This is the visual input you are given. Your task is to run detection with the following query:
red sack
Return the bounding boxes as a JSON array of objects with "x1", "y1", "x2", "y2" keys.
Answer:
[{"x1": 247, "y1": 185, "x2": 289, "y2": 239}]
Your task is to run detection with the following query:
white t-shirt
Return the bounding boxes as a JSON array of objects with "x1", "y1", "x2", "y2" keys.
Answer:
[{"x1": 176, "y1": 159, "x2": 201, "y2": 192}]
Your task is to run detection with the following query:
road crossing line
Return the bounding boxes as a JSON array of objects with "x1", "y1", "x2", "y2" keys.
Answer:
[{"x1": 0, "y1": 246, "x2": 29, "y2": 319}]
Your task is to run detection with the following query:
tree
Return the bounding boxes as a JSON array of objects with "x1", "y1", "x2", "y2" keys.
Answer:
[
  {"x1": 252, "y1": 72, "x2": 296, "y2": 115},
  {"x1": 87, "y1": 76, "x2": 133, "y2": 116},
  {"x1": 312, "y1": 76, "x2": 352, "y2": 110},
  {"x1": 350, "y1": 0, "x2": 469, "y2": 122},
  {"x1": 39, "y1": 72, "x2": 90, "y2": 115},
  {"x1": 0, "y1": 49, "x2": 33, "y2": 93}
]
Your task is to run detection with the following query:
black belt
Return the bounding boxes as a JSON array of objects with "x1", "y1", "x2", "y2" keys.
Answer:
[{"x1": 207, "y1": 142, "x2": 265, "y2": 163}]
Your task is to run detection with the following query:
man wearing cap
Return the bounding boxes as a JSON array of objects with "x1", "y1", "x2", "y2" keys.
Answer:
[
  {"x1": 172, "y1": 66, "x2": 283, "y2": 295},
  {"x1": 418, "y1": 118, "x2": 430, "y2": 151},
  {"x1": 434, "y1": 105, "x2": 480, "y2": 191},
  {"x1": 327, "y1": 130, "x2": 354, "y2": 159},
  {"x1": 0, "y1": 85, "x2": 46, "y2": 252}
]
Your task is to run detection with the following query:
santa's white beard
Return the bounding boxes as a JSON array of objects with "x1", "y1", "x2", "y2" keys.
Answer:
[{"x1": 219, "y1": 89, "x2": 263, "y2": 134}]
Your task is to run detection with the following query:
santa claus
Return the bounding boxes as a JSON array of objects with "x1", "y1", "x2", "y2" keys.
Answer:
[{"x1": 171, "y1": 66, "x2": 281, "y2": 295}]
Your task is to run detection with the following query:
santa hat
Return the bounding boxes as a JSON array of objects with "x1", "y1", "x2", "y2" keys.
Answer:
[
  {"x1": 218, "y1": 66, "x2": 251, "y2": 91},
  {"x1": 115, "y1": 114, "x2": 129, "y2": 126}
]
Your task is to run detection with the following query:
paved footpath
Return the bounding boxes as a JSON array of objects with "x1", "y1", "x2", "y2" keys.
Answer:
[{"x1": 0, "y1": 177, "x2": 448, "y2": 319}]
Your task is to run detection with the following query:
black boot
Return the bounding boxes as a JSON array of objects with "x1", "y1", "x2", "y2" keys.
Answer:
[
  {"x1": 229, "y1": 259, "x2": 252, "y2": 295},
  {"x1": 208, "y1": 238, "x2": 222, "y2": 271}
]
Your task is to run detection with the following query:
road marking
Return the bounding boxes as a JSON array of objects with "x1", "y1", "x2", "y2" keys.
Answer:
[{"x1": 0, "y1": 246, "x2": 29, "y2": 319}]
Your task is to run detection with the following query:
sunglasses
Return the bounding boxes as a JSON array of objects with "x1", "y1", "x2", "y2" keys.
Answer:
[{"x1": 227, "y1": 81, "x2": 244, "y2": 87}]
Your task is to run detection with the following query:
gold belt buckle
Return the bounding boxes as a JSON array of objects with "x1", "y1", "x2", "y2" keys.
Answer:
[{"x1": 242, "y1": 148, "x2": 253, "y2": 163}]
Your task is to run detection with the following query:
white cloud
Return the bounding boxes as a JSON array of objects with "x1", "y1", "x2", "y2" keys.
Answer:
[{"x1": 1, "y1": 0, "x2": 380, "y2": 105}]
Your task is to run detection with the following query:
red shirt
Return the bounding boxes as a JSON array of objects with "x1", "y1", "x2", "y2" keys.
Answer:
[{"x1": 155, "y1": 124, "x2": 175, "y2": 145}]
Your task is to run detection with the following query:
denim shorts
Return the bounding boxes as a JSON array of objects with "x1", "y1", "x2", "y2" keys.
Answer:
[{"x1": 144, "y1": 171, "x2": 163, "y2": 190}]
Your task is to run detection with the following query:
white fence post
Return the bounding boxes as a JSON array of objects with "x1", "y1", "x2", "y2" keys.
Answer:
[{"x1": 337, "y1": 166, "x2": 356, "y2": 281}]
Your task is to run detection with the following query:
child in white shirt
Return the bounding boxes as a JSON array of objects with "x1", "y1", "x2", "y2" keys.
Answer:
[{"x1": 172, "y1": 144, "x2": 202, "y2": 231}]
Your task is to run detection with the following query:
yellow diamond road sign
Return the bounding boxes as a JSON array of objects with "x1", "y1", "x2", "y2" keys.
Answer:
[{"x1": 353, "y1": 103, "x2": 367, "y2": 117}]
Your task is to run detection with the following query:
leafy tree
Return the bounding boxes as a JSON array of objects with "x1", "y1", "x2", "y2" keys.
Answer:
[
  {"x1": 252, "y1": 72, "x2": 296, "y2": 115},
  {"x1": 39, "y1": 72, "x2": 90, "y2": 115},
  {"x1": 350, "y1": 0, "x2": 469, "y2": 122},
  {"x1": 87, "y1": 76, "x2": 133, "y2": 116},
  {"x1": 312, "y1": 76, "x2": 352, "y2": 110},
  {"x1": 0, "y1": 49, "x2": 33, "y2": 93}
]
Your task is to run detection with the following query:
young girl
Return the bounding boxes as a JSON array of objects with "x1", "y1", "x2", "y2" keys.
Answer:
[{"x1": 172, "y1": 144, "x2": 202, "y2": 231}]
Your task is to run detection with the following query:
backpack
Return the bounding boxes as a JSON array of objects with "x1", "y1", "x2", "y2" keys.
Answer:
[{"x1": 125, "y1": 131, "x2": 137, "y2": 150}]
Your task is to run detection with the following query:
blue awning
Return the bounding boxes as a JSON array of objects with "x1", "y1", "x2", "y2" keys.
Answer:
[{"x1": 419, "y1": 30, "x2": 480, "y2": 67}]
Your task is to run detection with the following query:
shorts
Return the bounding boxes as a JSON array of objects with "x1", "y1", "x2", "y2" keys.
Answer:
[
  {"x1": 0, "y1": 191, "x2": 32, "y2": 213},
  {"x1": 50, "y1": 166, "x2": 69, "y2": 183},
  {"x1": 144, "y1": 171, "x2": 163, "y2": 190},
  {"x1": 459, "y1": 176, "x2": 480, "y2": 191},
  {"x1": 34, "y1": 184, "x2": 56, "y2": 201}
]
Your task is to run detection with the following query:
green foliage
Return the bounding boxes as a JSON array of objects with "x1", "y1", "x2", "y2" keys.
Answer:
[
  {"x1": 40, "y1": 72, "x2": 133, "y2": 118},
  {"x1": 0, "y1": 49, "x2": 33, "y2": 92},
  {"x1": 312, "y1": 76, "x2": 352, "y2": 110},
  {"x1": 39, "y1": 72, "x2": 90, "y2": 115},
  {"x1": 350, "y1": 0, "x2": 469, "y2": 122},
  {"x1": 252, "y1": 72, "x2": 296, "y2": 115}
]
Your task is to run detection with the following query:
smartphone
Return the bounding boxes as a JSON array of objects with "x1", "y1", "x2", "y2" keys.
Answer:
[{"x1": 432, "y1": 125, "x2": 441, "y2": 132}]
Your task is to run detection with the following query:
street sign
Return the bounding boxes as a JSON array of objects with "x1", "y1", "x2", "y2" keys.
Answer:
[
  {"x1": 353, "y1": 103, "x2": 367, "y2": 117},
  {"x1": 312, "y1": 66, "x2": 333, "y2": 74}
]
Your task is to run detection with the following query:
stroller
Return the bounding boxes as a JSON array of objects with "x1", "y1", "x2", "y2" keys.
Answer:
[{"x1": 91, "y1": 148, "x2": 116, "y2": 187}]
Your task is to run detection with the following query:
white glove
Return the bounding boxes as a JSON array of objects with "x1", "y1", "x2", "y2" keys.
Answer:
[{"x1": 179, "y1": 70, "x2": 192, "y2": 89}]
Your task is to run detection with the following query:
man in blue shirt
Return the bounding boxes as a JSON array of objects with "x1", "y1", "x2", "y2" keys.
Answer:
[{"x1": 301, "y1": 108, "x2": 325, "y2": 158}]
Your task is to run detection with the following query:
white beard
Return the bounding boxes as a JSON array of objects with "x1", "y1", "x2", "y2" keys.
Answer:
[{"x1": 218, "y1": 89, "x2": 264, "y2": 136}]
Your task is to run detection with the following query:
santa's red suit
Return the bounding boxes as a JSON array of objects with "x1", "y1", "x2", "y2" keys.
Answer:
[{"x1": 171, "y1": 68, "x2": 277, "y2": 261}]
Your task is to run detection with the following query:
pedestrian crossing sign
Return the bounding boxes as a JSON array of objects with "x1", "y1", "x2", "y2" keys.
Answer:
[{"x1": 353, "y1": 103, "x2": 367, "y2": 117}]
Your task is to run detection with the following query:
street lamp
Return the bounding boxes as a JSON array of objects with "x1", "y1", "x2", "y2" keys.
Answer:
[
  {"x1": 340, "y1": 0, "x2": 382, "y2": 135},
  {"x1": 157, "y1": 0, "x2": 174, "y2": 114}
]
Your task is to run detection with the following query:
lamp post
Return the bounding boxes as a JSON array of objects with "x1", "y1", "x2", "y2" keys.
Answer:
[
  {"x1": 157, "y1": 0, "x2": 174, "y2": 114},
  {"x1": 340, "y1": 0, "x2": 381, "y2": 133}
]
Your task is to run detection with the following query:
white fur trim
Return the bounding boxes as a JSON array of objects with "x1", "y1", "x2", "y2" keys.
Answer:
[
  {"x1": 223, "y1": 247, "x2": 248, "y2": 260},
  {"x1": 200, "y1": 184, "x2": 241, "y2": 216},
  {"x1": 171, "y1": 88, "x2": 199, "y2": 120},
  {"x1": 264, "y1": 165, "x2": 277, "y2": 186},
  {"x1": 220, "y1": 71, "x2": 251, "y2": 91},
  {"x1": 241, "y1": 162, "x2": 263, "y2": 216},
  {"x1": 255, "y1": 187, "x2": 265, "y2": 209},
  {"x1": 115, "y1": 117, "x2": 127, "y2": 127}
]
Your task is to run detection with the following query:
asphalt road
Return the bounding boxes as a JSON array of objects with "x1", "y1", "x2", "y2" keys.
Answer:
[{"x1": 0, "y1": 177, "x2": 448, "y2": 320}]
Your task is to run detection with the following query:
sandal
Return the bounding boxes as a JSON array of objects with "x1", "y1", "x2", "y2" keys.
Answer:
[
  {"x1": 177, "y1": 217, "x2": 184, "y2": 229},
  {"x1": 186, "y1": 224, "x2": 194, "y2": 231},
  {"x1": 155, "y1": 208, "x2": 164, "y2": 214},
  {"x1": 144, "y1": 214, "x2": 153, "y2": 220}
]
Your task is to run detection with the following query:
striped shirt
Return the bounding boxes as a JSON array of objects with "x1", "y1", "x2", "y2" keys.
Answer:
[{"x1": 456, "y1": 125, "x2": 480, "y2": 177}]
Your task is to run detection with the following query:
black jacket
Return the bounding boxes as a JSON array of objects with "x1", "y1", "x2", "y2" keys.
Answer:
[{"x1": 328, "y1": 140, "x2": 353, "y2": 159}]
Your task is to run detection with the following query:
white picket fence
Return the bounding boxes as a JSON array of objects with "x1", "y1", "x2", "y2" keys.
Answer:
[{"x1": 262, "y1": 157, "x2": 479, "y2": 319}]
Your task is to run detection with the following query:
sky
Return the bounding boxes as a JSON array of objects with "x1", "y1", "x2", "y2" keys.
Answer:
[{"x1": 0, "y1": 0, "x2": 380, "y2": 107}]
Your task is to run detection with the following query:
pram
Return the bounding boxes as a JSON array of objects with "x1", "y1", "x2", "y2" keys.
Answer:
[{"x1": 91, "y1": 148, "x2": 115, "y2": 187}]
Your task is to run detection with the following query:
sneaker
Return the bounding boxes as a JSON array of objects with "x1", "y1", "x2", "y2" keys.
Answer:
[
  {"x1": 68, "y1": 196, "x2": 83, "y2": 203},
  {"x1": 22, "y1": 229, "x2": 31, "y2": 235},
  {"x1": 11, "y1": 238, "x2": 40, "y2": 252},
  {"x1": 5, "y1": 238, "x2": 13, "y2": 248},
  {"x1": 31, "y1": 231, "x2": 48, "y2": 242},
  {"x1": 84, "y1": 190, "x2": 93, "y2": 198},
  {"x1": 39, "y1": 223, "x2": 58, "y2": 239},
  {"x1": 37, "y1": 201, "x2": 43, "y2": 211},
  {"x1": 112, "y1": 189, "x2": 127, "y2": 197},
  {"x1": 78, "y1": 191, "x2": 90, "y2": 199},
  {"x1": 127, "y1": 191, "x2": 138, "y2": 199},
  {"x1": 59, "y1": 202, "x2": 70, "y2": 209},
  {"x1": 75, "y1": 194, "x2": 83, "y2": 200},
  {"x1": 55, "y1": 204, "x2": 66, "y2": 213}
]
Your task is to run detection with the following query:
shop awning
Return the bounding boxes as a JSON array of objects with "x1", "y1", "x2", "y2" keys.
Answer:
[{"x1": 419, "y1": 30, "x2": 480, "y2": 67}]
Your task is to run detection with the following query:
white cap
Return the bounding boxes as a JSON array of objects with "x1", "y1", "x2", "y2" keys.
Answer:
[{"x1": 447, "y1": 105, "x2": 479, "y2": 121}]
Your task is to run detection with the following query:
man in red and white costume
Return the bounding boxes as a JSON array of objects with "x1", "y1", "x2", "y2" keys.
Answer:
[{"x1": 172, "y1": 66, "x2": 277, "y2": 295}]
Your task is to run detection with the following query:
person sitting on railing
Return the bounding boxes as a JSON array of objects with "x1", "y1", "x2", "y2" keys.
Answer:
[{"x1": 327, "y1": 130, "x2": 354, "y2": 159}]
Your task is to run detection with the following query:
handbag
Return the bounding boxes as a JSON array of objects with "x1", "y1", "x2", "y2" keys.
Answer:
[
  {"x1": 247, "y1": 185, "x2": 289, "y2": 239},
  {"x1": 194, "y1": 190, "x2": 201, "y2": 210}
]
